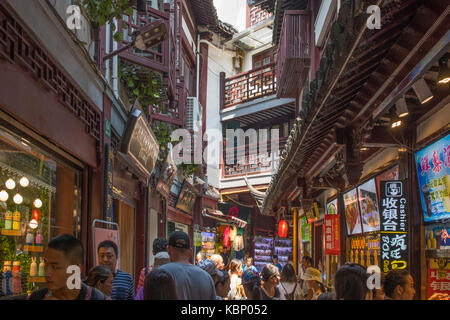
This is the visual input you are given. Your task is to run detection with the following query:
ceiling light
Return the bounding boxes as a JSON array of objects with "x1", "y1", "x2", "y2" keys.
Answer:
[
  {"x1": 412, "y1": 78, "x2": 434, "y2": 104},
  {"x1": 398, "y1": 148, "x2": 408, "y2": 152},
  {"x1": 391, "y1": 120, "x2": 402, "y2": 128},
  {"x1": 360, "y1": 147, "x2": 368, "y2": 151},
  {"x1": 438, "y1": 53, "x2": 450, "y2": 84},
  {"x1": 396, "y1": 97, "x2": 409, "y2": 118}
]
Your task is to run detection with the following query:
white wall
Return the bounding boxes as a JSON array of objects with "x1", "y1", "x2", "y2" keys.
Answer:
[
  {"x1": 205, "y1": 45, "x2": 234, "y2": 188},
  {"x1": 214, "y1": 0, "x2": 247, "y2": 32},
  {"x1": 243, "y1": 43, "x2": 273, "y2": 72}
]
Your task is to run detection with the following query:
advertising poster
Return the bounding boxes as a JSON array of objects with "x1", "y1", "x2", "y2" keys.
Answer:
[
  {"x1": 343, "y1": 188, "x2": 362, "y2": 235},
  {"x1": 358, "y1": 179, "x2": 381, "y2": 233},
  {"x1": 428, "y1": 258, "x2": 450, "y2": 298},
  {"x1": 94, "y1": 227, "x2": 119, "y2": 271},
  {"x1": 415, "y1": 133, "x2": 450, "y2": 222},
  {"x1": 301, "y1": 216, "x2": 311, "y2": 242},
  {"x1": 380, "y1": 180, "x2": 409, "y2": 273}
]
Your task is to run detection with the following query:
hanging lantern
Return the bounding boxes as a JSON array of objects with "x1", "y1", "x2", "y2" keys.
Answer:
[
  {"x1": 19, "y1": 177, "x2": 29, "y2": 187},
  {"x1": 32, "y1": 209, "x2": 41, "y2": 223},
  {"x1": 0, "y1": 190, "x2": 8, "y2": 202},
  {"x1": 33, "y1": 199, "x2": 43, "y2": 208},
  {"x1": 13, "y1": 194, "x2": 23, "y2": 205},
  {"x1": 223, "y1": 226, "x2": 231, "y2": 248},
  {"x1": 230, "y1": 226, "x2": 237, "y2": 242},
  {"x1": 5, "y1": 179, "x2": 15, "y2": 190},
  {"x1": 278, "y1": 220, "x2": 288, "y2": 238},
  {"x1": 29, "y1": 219, "x2": 39, "y2": 229}
]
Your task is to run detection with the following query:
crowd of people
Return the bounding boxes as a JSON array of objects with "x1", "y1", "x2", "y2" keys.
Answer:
[{"x1": 4, "y1": 231, "x2": 449, "y2": 300}]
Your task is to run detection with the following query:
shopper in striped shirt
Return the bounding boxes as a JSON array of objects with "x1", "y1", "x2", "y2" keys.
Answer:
[{"x1": 98, "y1": 240, "x2": 135, "y2": 300}]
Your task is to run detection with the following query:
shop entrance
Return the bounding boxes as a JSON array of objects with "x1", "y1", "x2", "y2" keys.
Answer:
[{"x1": 113, "y1": 199, "x2": 136, "y2": 278}]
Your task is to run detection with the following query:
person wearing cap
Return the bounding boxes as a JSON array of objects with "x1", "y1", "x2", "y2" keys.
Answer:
[
  {"x1": 136, "y1": 237, "x2": 168, "y2": 295},
  {"x1": 198, "y1": 259, "x2": 230, "y2": 300},
  {"x1": 159, "y1": 231, "x2": 216, "y2": 300},
  {"x1": 135, "y1": 251, "x2": 171, "y2": 300},
  {"x1": 301, "y1": 267, "x2": 324, "y2": 300}
]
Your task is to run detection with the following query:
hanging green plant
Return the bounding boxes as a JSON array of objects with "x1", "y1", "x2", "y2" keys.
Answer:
[
  {"x1": 119, "y1": 61, "x2": 163, "y2": 116},
  {"x1": 81, "y1": 0, "x2": 133, "y2": 41}
]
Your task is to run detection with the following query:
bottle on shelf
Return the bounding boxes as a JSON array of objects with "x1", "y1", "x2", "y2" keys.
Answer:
[
  {"x1": 38, "y1": 258, "x2": 45, "y2": 277},
  {"x1": 4, "y1": 211, "x2": 12, "y2": 230},
  {"x1": 35, "y1": 231, "x2": 43, "y2": 247},
  {"x1": 26, "y1": 230, "x2": 34, "y2": 246},
  {"x1": 30, "y1": 257, "x2": 38, "y2": 277},
  {"x1": 12, "y1": 211, "x2": 21, "y2": 231},
  {"x1": 12, "y1": 261, "x2": 21, "y2": 295}
]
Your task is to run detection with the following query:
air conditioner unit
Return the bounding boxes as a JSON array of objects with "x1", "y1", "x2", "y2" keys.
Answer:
[{"x1": 186, "y1": 97, "x2": 203, "y2": 132}]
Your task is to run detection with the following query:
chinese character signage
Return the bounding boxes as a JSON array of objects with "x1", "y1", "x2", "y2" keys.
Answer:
[
  {"x1": 428, "y1": 258, "x2": 450, "y2": 298},
  {"x1": 325, "y1": 199, "x2": 340, "y2": 255},
  {"x1": 415, "y1": 133, "x2": 450, "y2": 222},
  {"x1": 343, "y1": 188, "x2": 363, "y2": 235},
  {"x1": 358, "y1": 179, "x2": 381, "y2": 233},
  {"x1": 380, "y1": 180, "x2": 408, "y2": 273},
  {"x1": 218, "y1": 203, "x2": 251, "y2": 222},
  {"x1": 120, "y1": 108, "x2": 159, "y2": 180}
]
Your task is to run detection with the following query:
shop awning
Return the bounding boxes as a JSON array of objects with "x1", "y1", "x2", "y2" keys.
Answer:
[{"x1": 202, "y1": 208, "x2": 248, "y2": 228}]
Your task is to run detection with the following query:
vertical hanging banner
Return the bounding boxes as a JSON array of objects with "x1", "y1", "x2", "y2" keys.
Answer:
[
  {"x1": 325, "y1": 199, "x2": 340, "y2": 255},
  {"x1": 380, "y1": 180, "x2": 409, "y2": 273}
]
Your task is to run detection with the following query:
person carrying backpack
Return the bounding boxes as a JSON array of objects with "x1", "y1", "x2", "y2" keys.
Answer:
[{"x1": 277, "y1": 263, "x2": 300, "y2": 300}]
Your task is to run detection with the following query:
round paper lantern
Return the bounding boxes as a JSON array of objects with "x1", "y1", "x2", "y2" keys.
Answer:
[
  {"x1": 29, "y1": 219, "x2": 39, "y2": 229},
  {"x1": 0, "y1": 190, "x2": 8, "y2": 202},
  {"x1": 32, "y1": 209, "x2": 41, "y2": 223},
  {"x1": 33, "y1": 199, "x2": 43, "y2": 208},
  {"x1": 19, "y1": 177, "x2": 29, "y2": 187},
  {"x1": 223, "y1": 226, "x2": 231, "y2": 247},
  {"x1": 278, "y1": 220, "x2": 288, "y2": 238},
  {"x1": 13, "y1": 194, "x2": 23, "y2": 205},
  {"x1": 5, "y1": 179, "x2": 15, "y2": 190}
]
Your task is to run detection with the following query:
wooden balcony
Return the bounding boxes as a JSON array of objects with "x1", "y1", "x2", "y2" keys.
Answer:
[
  {"x1": 222, "y1": 138, "x2": 287, "y2": 178},
  {"x1": 221, "y1": 63, "x2": 277, "y2": 109},
  {"x1": 276, "y1": 10, "x2": 311, "y2": 98}
]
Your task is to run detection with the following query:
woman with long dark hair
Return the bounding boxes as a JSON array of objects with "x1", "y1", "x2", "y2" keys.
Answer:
[
  {"x1": 143, "y1": 269, "x2": 178, "y2": 300},
  {"x1": 278, "y1": 263, "x2": 300, "y2": 300},
  {"x1": 334, "y1": 263, "x2": 372, "y2": 300}
]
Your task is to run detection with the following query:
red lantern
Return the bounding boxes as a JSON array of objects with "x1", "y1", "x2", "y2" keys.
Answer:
[
  {"x1": 32, "y1": 209, "x2": 41, "y2": 223},
  {"x1": 278, "y1": 220, "x2": 288, "y2": 238},
  {"x1": 223, "y1": 226, "x2": 231, "y2": 247}
]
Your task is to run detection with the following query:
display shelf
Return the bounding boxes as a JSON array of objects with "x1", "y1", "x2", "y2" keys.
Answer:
[
  {"x1": 254, "y1": 236, "x2": 274, "y2": 273},
  {"x1": 1, "y1": 229, "x2": 22, "y2": 236},
  {"x1": 28, "y1": 276, "x2": 45, "y2": 283},
  {"x1": 274, "y1": 238, "x2": 293, "y2": 268},
  {"x1": 23, "y1": 245, "x2": 44, "y2": 253},
  {"x1": 425, "y1": 249, "x2": 450, "y2": 259}
]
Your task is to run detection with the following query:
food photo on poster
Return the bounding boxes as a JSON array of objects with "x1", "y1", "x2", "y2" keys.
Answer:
[
  {"x1": 415, "y1": 133, "x2": 450, "y2": 223},
  {"x1": 358, "y1": 179, "x2": 381, "y2": 233},
  {"x1": 343, "y1": 188, "x2": 363, "y2": 235}
]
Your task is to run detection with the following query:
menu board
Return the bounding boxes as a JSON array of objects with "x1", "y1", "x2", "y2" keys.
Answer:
[
  {"x1": 380, "y1": 180, "x2": 409, "y2": 273},
  {"x1": 201, "y1": 232, "x2": 216, "y2": 256},
  {"x1": 415, "y1": 133, "x2": 450, "y2": 222},
  {"x1": 343, "y1": 188, "x2": 363, "y2": 235},
  {"x1": 358, "y1": 179, "x2": 381, "y2": 233}
]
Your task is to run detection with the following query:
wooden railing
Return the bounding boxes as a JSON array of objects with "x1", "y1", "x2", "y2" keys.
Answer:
[
  {"x1": 222, "y1": 63, "x2": 277, "y2": 109},
  {"x1": 222, "y1": 138, "x2": 287, "y2": 178},
  {"x1": 276, "y1": 10, "x2": 311, "y2": 98}
]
